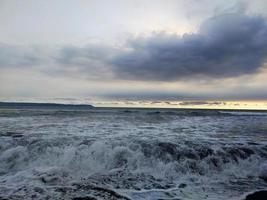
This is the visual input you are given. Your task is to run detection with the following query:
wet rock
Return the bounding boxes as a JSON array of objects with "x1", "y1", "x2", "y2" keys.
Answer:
[{"x1": 244, "y1": 190, "x2": 267, "y2": 200}]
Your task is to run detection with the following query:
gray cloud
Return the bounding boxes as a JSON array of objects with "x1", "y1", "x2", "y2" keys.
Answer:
[
  {"x1": 110, "y1": 13, "x2": 267, "y2": 81},
  {"x1": 1, "y1": 13, "x2": 267, "y2": 83},
  {"x1": 0, "y1": 43, "x2": 48, "y2": 68},
  {"x1": 56, "y1": 44, "x2": 115, "y2": 66},
  {"x1": 0, "y1": 43, "x2": 112, "y2": 68},
  {"x1": 0, "y1": 43, "x2": 115, "y2": 80}
]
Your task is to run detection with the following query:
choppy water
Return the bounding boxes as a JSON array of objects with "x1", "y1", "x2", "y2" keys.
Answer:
[{"x1": 0, "y1": 108, "x2": 267, "y2": 200}]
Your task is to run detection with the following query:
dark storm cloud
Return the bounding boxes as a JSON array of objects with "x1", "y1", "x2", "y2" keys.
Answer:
[{"x1": 110, "y1": 13, "x2": 267, "y2": 81}]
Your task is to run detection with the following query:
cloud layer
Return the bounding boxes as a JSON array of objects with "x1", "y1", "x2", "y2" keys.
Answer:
[
  {"x1": 1, "y1": 13, "x2": 267, "y2": 83},
  {"x1": 111, "y1": 13, "x2": 267, "y2": 81}
]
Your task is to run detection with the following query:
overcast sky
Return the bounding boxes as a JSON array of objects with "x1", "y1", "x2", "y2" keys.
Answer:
[{"x1": 1, "y1": 0, "x2": 267, "y2": 102}]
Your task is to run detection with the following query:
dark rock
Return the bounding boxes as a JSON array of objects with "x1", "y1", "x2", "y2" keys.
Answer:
[
  {"x1": 259, "y1": 175, "x2": 267, "y2": 182},
  {"x1": 245, "y1": 190, "x2": 267, "y2": 200}
]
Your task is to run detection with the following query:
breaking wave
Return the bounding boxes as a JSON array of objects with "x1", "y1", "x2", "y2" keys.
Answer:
[
  {"x1": 1, "y1": 108, "x2": 267, "y2": 199},
  {"x1": 1, "y1": 137, "x2": 267, "y2": 199}
]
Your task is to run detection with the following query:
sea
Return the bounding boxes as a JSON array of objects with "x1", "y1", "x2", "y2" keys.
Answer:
[{"x1": 0, "y1": 104, "x2": 267, "y2": 200}]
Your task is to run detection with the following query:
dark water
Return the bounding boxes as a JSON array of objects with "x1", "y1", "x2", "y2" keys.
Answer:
[{"x1": 0, "y1": 108, "x2": 267, "y2": 200}]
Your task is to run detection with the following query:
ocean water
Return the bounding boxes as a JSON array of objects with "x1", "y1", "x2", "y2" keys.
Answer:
[{"x1": 0, "y1": 108, "x2": 267, "y2": 200}]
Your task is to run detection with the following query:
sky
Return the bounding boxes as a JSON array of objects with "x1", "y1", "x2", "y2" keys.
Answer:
[{"x1": 1, "y1": 0, "x2": 267, "y2": 108}]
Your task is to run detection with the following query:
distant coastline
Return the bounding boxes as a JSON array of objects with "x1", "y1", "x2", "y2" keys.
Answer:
[
  {"x1": 0, "y1": 102, "x2": 94, "y2": 110},
  {"x1": 1, "y1": 101, "x2": 267, "y2": 113}
]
